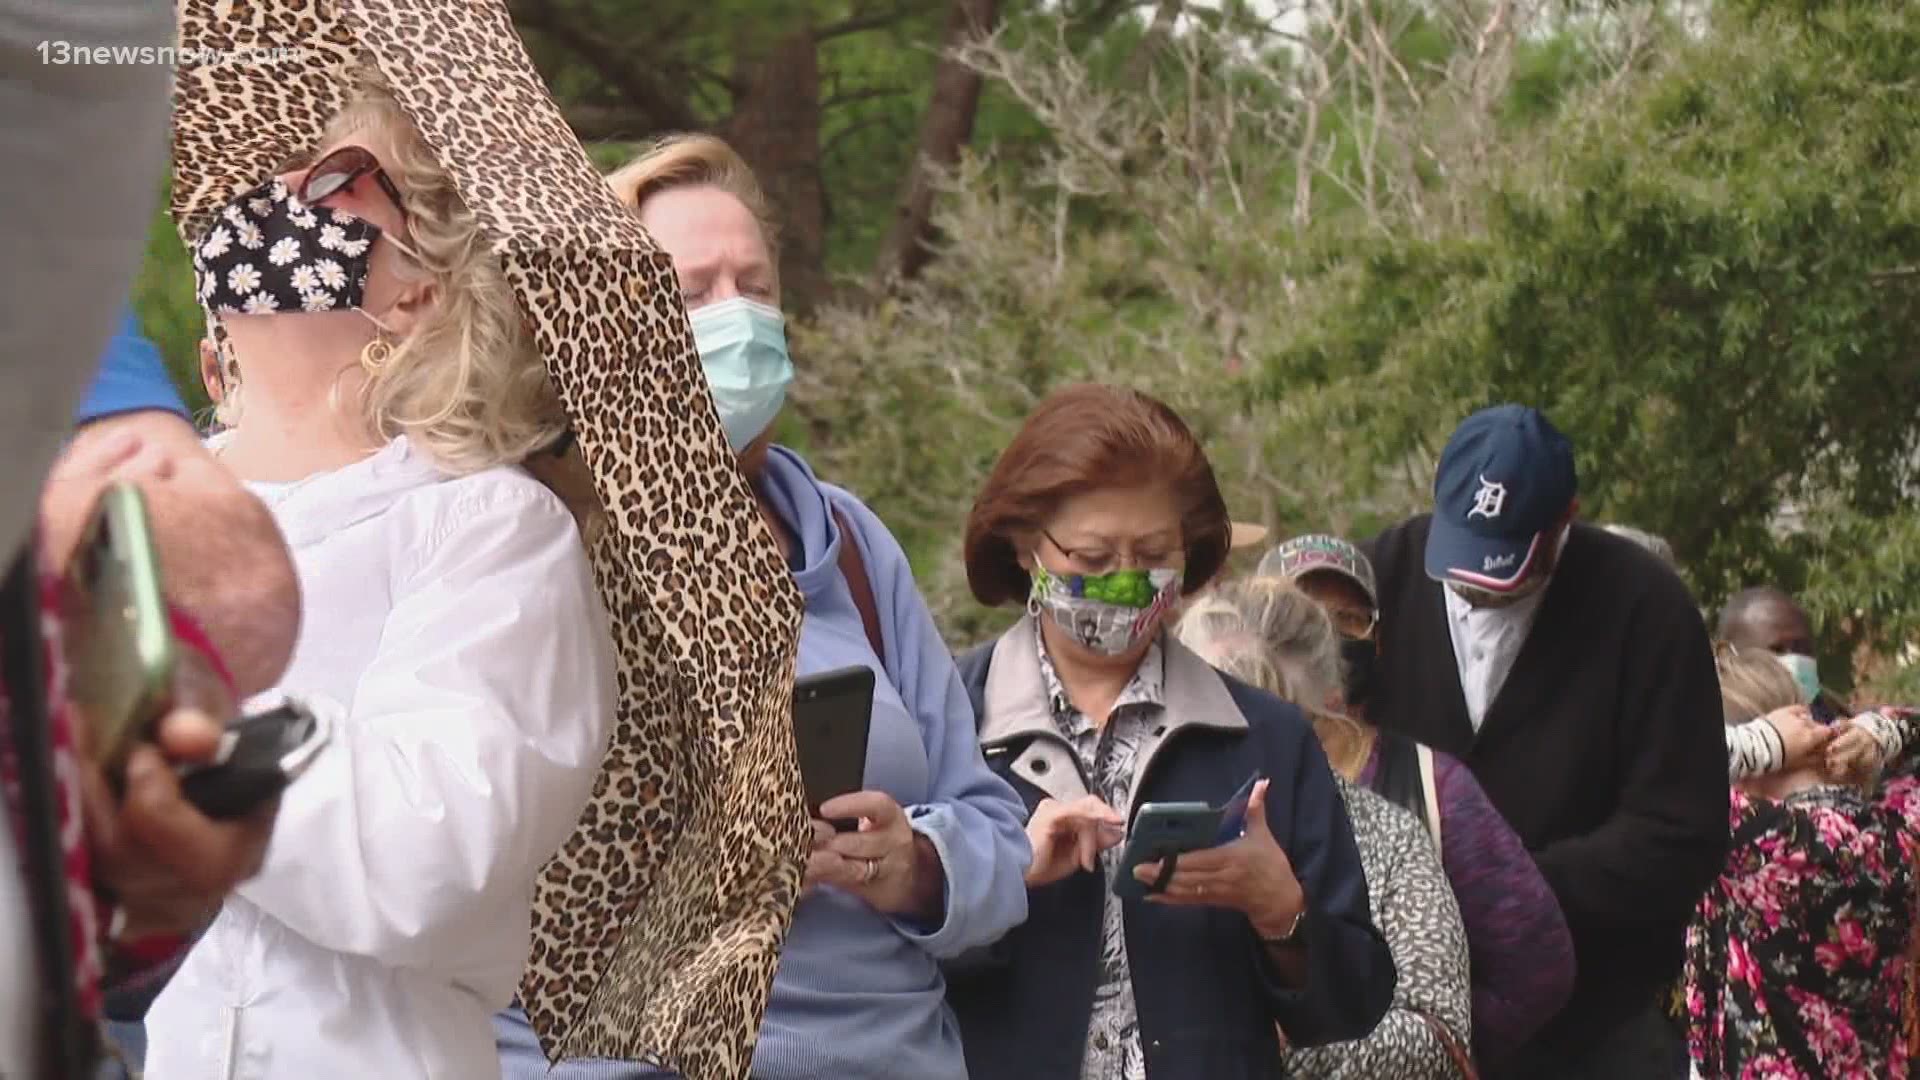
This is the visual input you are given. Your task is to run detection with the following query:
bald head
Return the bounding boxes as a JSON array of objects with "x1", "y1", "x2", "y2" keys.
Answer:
[{"x1": 1718, "y1": 586, "x2": 1814, "y2": 656}]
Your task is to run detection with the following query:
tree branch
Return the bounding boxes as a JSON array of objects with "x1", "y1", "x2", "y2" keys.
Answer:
[
  {"x1": 561, "y1": 103, "x2": 660, "y2": 142},
  {"x1": 823, "y1": 85, "x2": 909, "y2": 110},
  {"x1": 816, "y1": 0, "x2": 922, "y2": 41},
  {"x1": 1119, "y1": 0, "x2": 1183, "y2": 86},
  {"x1": 511, "y1": 0, "x2": 703, "y2": 132}
]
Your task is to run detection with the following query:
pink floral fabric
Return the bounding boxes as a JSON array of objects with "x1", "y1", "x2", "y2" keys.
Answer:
[
  {"x1": 1685, "y1": 783, "x2": 1920, "y2": 1079},
  {"x1": 0, "y1": 573, "x2": 104, "y2": 1019}
]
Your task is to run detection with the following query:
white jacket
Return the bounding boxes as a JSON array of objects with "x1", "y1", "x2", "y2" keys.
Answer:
[{"x1": 146, "y1": 437, "x2": 616, "y2": 1080}]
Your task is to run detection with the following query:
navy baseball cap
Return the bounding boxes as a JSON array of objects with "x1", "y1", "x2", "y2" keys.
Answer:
[{"x1": 1425, "y1": 405, "x2": 1577, "y2": 590}]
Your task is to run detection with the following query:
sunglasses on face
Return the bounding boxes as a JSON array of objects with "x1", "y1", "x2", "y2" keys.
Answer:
[{"x1": 299, "y1": 145, "x2": 409, "y2": 225}]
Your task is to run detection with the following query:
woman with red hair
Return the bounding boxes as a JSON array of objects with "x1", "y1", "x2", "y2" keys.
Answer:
[{"x1": 943, "y1": 383, "x2": 1394, "y2": 1080}]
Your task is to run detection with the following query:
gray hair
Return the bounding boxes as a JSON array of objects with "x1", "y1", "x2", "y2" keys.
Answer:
[{"x1": 1176, "y1": 576, "x2": 1370, "y2": 775}]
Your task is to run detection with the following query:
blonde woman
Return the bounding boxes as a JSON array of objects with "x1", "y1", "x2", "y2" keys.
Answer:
[
  {"x1": 1682, "y1": 646, "x2": 1919, "y2": 1080},
  {"x1": 1178, "y1": 581, "x2": 1473, "y2": 1079},
  {"x1": 142, "y1": 68, "x2": 617, "y2": 1078},
  {"x1": 490, "y1": 133, "x2": 1030, "y2": 1080}
]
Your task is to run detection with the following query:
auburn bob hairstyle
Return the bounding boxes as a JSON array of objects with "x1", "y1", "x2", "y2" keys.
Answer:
[{"x1": 964, "y1": 384, "x2": 1232, "y2": 607}]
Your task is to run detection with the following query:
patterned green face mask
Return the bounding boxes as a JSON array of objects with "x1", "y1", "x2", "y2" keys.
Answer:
[{"x1": 1028, "y1": 560, "x2": 1183, "y2": 655}]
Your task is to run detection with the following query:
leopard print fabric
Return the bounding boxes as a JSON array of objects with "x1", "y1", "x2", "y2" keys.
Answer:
[{"x1": 170, "y1": 4, "x2": 807, "y2": 1078}]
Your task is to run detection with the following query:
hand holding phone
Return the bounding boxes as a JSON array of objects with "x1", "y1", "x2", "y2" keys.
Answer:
[
  {"x1": 793, "y1": 666, "x2": 875, "y2": 832},
  {"x1": 177, "y1": 700, "x2": 332, "y2": 820},
  {"x1": 1119, "y1": 779, "x2": 1309, "y2": 947},
  {"x1": 1112, "y1": 773, "x2": 1261, "y2": 901}
]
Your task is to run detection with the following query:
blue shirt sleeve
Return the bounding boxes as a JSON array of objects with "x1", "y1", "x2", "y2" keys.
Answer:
[{"x1": 74, "y1": 309, "x2": 190, "y2": 425}]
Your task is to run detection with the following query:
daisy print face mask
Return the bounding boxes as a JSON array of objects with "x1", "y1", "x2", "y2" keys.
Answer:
[{"x1": 191, "y1": 177, "x2": 404, "y2": 318}]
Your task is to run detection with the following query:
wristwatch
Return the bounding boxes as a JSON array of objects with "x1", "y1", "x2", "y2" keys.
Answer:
[{"x1": 1260, "y1": 905, "x2": 1308, "y2": 946}]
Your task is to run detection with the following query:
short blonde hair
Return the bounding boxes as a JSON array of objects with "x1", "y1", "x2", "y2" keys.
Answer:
[
  {"x1": 605, "y1": 133, "x2": 780, "y2": 278},
  {"x1": 324, "y1": 66, "x2": 566, "y2": 474},
  {"x1": 1176, "y1": 576, "x2": 1371, "y2": 776},
  {"x1": 1715, "y1": 641, "x2": 1803, "y2": 725}
]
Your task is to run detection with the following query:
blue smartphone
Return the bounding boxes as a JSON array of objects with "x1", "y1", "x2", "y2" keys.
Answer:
[
  {"x1": 1112, "y1": 773, "x2": 1263, "y2": 900},
  {"x1": 1212, "y1": 773, "x2": 1260, "y2": 845},
  {"x1": 1112, "y1": 802, "x2": 1222, "y2": 901}
]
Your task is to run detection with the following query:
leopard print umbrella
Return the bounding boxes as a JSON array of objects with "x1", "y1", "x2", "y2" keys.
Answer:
[{"x1": 170, "y1": 3, "x2": 808, "y2": 1077}]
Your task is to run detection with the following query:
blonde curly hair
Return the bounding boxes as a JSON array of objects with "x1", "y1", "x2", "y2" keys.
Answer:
[
  {"x1": 1176, "y1": 575, "x2": 1372, "y2": 777},
  {"x1": 318, "y1": 66, "x2": 566, "y2": 474}
]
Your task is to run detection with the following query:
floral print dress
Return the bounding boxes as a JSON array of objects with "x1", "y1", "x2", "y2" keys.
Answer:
[
  {"x1": 1036, "y1": 636, "x2": 1164, "y2": 1080},
  {"x1": 1684, "y1": 783, "x2": 1920, "y2": 1079}
]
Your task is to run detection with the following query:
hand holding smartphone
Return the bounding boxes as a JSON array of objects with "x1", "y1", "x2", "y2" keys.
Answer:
[
  {"x1": 63, "y1": 483, "x2": 327, "y2": 818},
  {"x1": 1111, "y1": 773, "x2": 1261, "y2": 900},
  {"x1": 793, "y1": 666, "x2": 875, "y2": 831}
]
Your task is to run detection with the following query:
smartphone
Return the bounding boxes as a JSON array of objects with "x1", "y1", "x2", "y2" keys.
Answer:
[
  {"x1": 1112, "y1": 802, "x2": 1226, "y2": 901},
  {"x1": 793, "y1": 665, "x2": 875, "y2": 831},
  {"x1": 1112, "y1": 773, "x2": 1264, "y2": 900},
  {"x1": 1212, "y1": 773, "x2": 1260, "y2": 845},
  {"x1": 179, "y1": 700, "x2": 332, "y2": 820},
  {"x1": 64, "y1": 483, "x2": 176, "y2": 775}
]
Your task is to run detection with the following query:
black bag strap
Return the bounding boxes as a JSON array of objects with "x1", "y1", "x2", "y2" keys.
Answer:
[
  {"x1": 2, "y1": 548, "x2": 98, "y2": 1077},
  {"x1": 1366, "y1": 728, "x2": 1428, "y2": 827}
]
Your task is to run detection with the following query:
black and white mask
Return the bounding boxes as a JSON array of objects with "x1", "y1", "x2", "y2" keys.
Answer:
[{"x1": 191, "y1": 177, "x2": 397, "y2": 317}]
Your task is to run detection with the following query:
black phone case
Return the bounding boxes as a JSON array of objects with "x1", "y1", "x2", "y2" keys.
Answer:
[
  {"x1": 178, "y1": 704, "x2": 319, "y2": 820},
  {"x1": 793, "y1": 665, "x2": 876, "y2": 819}
]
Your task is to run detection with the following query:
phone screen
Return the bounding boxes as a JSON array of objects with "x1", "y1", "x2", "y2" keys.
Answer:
[{"x1": 64, "y1": 484, "x2": 176, "y2": 772}]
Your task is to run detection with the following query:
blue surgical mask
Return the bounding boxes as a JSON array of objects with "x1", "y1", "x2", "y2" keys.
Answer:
[
  {"x1": 1776, "y1": 652, "x2": 1821, "y2": 705},
  {"x1": 689, "y1": 297, "x2": 793, "y2": 452}
]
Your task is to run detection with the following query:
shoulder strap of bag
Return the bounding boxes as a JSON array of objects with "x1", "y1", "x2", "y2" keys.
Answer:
[
  {"x1": 1, "y1": 550, "x2": 96, "y2": 1077},
  {"x1": 1417, "y1": 743, "x2": 1444, "y2": 851},
  {"x1": 1367, "y1": 729, "x2": 1424, "y2": 820},
  {"x1": 832, "y1": 508, "x2": 885, "y2": 666},
  {"x1": 1417, "y1": 1011, "x2": 1479, "y2": 1080}
]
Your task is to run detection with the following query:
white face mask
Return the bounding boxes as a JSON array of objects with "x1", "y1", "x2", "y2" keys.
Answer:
[{"x1": 1775, "y1": 652, "x2": 1821, "y2": 704}]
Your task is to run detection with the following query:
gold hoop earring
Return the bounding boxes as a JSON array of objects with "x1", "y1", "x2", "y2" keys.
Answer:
[{"x1": 360, "y1": 337, "x2": 395, "y2": 376}]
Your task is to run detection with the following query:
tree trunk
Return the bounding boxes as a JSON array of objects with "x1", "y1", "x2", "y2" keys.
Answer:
[
  {"x1": 873, "y1": 0, "x2": 1000, "y2": 288},
  {"x1": 724, "y1": 27, "x2": 830, "y2": 314},
  {"x1": 1120, "y1": 0, "x2": 1184, "y2": 87}
]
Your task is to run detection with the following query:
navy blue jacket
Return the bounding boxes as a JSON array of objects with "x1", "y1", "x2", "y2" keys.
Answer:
[{"x1": 944, "y1": 623, "x2": 1395, "y2": 1080}]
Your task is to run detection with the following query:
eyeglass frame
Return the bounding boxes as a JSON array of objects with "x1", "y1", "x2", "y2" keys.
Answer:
[
  {"x1": 299, "y1": 144, "x2": 410, "y2": 227},
  {"x1": 1038, "y1": 527, "x2": 1180, "y2": 578}
]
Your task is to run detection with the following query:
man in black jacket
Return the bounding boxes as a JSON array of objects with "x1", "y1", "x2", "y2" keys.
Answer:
[{"x1": 1363, "y1": 405, "x2": 1726, "y2": 1078}]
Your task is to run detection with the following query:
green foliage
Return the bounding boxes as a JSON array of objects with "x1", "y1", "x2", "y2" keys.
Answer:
[
  {"x1": 1250, "y1": 0, "x2": 1920, "y2": 674},
  {"x1": 127, "y1": 0, "x2": 1920, "y2": 683},
  {"x1": 131, "y1": 177, "x2": 210, "y2": 416},
  {"x1": 798, "y1": 0, "x2": 1920, "y2": 673}
]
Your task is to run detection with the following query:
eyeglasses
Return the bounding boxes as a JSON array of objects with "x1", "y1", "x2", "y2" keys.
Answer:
[
  {"x1": 300, "y1": 145, "x2": 409, "y2": 225},
  {"x1": 1324, "y1": 605, "x2": 1379, "y2": 641},
  {"x1": 1040, "y1": 527, "x2": 1176, "y2": 578}
]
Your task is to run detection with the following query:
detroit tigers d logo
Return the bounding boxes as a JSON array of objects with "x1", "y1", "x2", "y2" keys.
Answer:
[{"x1": 1467, "y1": 475, "x2": 1508, "y2": 521}]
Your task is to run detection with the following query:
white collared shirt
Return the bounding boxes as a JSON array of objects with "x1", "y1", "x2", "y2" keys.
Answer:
[
  {"x1": 1443, "y1": 581, "x2": 1549, "y2": 730},
  {"x1": 145, "y1": 437, "x2": 616, "y2": 1080}
]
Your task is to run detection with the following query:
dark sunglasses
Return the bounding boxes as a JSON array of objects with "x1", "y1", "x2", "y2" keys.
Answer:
[{"x1": 299, "y1": 145, "x2": 408, "y2": 224}]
